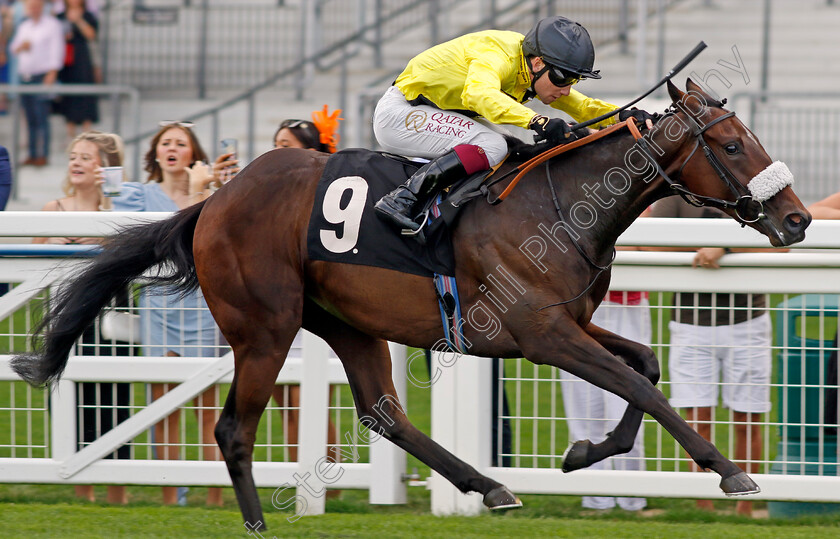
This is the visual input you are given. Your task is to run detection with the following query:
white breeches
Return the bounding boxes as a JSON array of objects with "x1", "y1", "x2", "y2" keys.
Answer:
[{"x1": 372, "y1": 86, "x2": 510, "y2": 166}]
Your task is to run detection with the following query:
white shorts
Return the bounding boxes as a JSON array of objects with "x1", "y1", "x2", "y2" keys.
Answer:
[
  {"x1": 372, "y1": 86, "x2": 510, "y2": 166},
  {"x1": 560, "y1": 299, "x2": 651, "y2": 511},
  {"x1": 668, "y1": 313, "x2": 772, "y2": 413}
]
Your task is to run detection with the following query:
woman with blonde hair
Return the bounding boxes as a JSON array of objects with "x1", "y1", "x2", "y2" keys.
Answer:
[
  {"x1": 35, "y1": 130, "x2": 131, "y2": 504},
  {"x1": 34, "y1": 130, "x2": 123, "y2": 242}
]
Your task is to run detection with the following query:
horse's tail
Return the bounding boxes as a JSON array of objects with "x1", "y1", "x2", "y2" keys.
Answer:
[{"x1": 11, "y1": 201, "x2": 207, "y2": 388}]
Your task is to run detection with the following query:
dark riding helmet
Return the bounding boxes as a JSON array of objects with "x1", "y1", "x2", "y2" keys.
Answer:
[{"x1": 522, "y1": 16, "x2": 601, "y2": 81}]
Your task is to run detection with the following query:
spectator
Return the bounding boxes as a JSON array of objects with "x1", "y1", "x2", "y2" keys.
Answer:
[
  {"x1": 112, "y1": 121, "x2": 237, "y2": 506},
  {"x1": 808, "y1": 192, "x2": 840, "y2": 220},
  {"x1": 272, "y1": 107, "x2": 342, "y2": 490},
  {"x1": 0, "y1": 143, "x2": 10, "y2": 295},
  {"x1": 560, "y1": 210, "x2": 653, "y2": 511},
  {"x1": 51, "y1": 0, "x2": 100, "y2": 17},
  {"x1": 32, "y1": 131, "x2": 130, "y2": 504},
  {"x1": 560, "y1": 279, "x2": 651, "y2": 511},
  {"x1": 0, "y1": 0, "x2": 13, "y2": 114},
  {"x1": 650, "y1": 196, "x2": 774, "y2": 517},
  {"x1": 0, "y1": 144, "x2": 10, "y2": 209},
  {"x1": 55, "y1": 0, "x2": 98, "y2": 137},
  {"x1": 807, "y1": 194, "x2": 840, "y2": 434},
  {"x1": 1, "y1": 1, "x2": 26, "y2": 107},
  {"x1": 273, "y1": 105, "x2": 342, "y2": 153},
  {"x1": 9, "y1": 0, "x2": 64, "y2": 167}
]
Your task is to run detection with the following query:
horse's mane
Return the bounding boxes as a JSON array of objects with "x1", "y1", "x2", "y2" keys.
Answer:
[{"x1": 503, "y1": 135, "x2": 544, "y2": 161}]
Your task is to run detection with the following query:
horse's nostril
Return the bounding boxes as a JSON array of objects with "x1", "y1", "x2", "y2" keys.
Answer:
[{"x1": 784, "y1": 212, "x2": 810, "y2": 234}]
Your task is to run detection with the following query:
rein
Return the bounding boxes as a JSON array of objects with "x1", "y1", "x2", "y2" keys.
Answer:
[
  {"x1": 508, "y1": 108, "x2": 766, "y2": 311},
  {"x1": 488, "y1": 119, "x2": 635, "y2": 204},
  {"x1": 489, "y1": 108, "x2": 766, "y2": 224},
  {"x1": 535, "y1": 159, "x2": 616, "y2": 311}
]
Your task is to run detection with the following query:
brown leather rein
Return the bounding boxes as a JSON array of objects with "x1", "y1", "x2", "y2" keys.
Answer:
[{"x1": 492, "y1": 118, "x2": 641, "y2": 203}]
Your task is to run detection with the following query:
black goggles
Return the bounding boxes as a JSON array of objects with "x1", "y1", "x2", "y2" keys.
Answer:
[{"x1": 546, "y1": 66, "x2": 581, "y2": 88}]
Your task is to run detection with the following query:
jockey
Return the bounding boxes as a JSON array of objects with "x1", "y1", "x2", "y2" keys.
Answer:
[{"x1": 373, "y1": 15, "x2": 656, "y2": 232}]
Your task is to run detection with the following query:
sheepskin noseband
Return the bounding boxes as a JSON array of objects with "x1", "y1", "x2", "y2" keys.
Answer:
[{"x1": 747, "y1": 161, "x2": 793, "y2": 202}]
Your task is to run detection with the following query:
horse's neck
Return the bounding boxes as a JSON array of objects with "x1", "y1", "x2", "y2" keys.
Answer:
[{"x1": 551, "y1": 135, "x2": 674, "y2": 257}]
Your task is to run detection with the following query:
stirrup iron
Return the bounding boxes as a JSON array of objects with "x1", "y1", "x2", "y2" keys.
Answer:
[{"x1": 399, "y1": 209, "x2": 430, "y2": 236}]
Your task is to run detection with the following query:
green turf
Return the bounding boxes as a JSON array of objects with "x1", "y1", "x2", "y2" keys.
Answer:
[
  {"x1": 3, "y1": 293, "x2": 840, "y2": 535},
  {"x1": 2, "y1": 490, "x2": 840, "y2": 538}
]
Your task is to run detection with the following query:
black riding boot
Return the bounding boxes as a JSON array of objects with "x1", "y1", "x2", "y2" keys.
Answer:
[{"x1": 374, "y1": 150, "x2": 467, "y2": 231}]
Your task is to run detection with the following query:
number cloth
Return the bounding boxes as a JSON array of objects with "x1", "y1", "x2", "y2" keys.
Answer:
[{"x1": 306, "y1": 150, "x2": 456, "y2": 277}]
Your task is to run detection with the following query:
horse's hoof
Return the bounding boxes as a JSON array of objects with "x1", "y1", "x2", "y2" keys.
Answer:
[
  {"x1": 720, "y1": 471, "x2": 760, "y2": 496},
  {"x1": 562, "y1": 440, "x2": 593, "y2": 473},
  {"x1": 483, "y1": 486, "x2": 522, "y2": 511}
]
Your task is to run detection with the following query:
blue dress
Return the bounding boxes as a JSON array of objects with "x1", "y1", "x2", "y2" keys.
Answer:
[{"x1": 113, "y1": 182, "x2": 223, "y2": 357}]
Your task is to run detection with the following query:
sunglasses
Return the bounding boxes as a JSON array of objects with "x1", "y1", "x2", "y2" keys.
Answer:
[
  {"x1": 159, "y1": 120, "x2": 195, "y2": 128},
  {"x1": 546, "y1": 66, "x2": 580, "y2": 88},
  {"x1": 279, "y1": 119, "x2": 311, "y2": 130}
]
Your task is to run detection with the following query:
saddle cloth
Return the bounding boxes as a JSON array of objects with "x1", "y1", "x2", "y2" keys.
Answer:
[{"x1": 306, "y1": 149, "x2": 456, "y2": 277}]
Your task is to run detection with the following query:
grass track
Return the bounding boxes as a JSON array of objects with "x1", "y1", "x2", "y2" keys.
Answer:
[
  {"x1": 2, "y1": 486, "x2": 839, "y2": 538},
  {"x1": 3, "y1": 501, "x2": 840, "y2": 538}
]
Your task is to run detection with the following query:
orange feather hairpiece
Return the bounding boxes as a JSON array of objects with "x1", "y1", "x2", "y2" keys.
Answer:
[{"x1": 311, "y1": 105, "x2": 343, "y2": 153}]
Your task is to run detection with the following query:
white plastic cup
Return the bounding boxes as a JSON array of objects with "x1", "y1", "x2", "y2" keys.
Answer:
[{"x1": 102, "y1": 166, "x2": 124, "y2": 197}]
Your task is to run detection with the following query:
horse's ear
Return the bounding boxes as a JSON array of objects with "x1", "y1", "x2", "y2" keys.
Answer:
[
  {"x1": 685, "y1": 78, "x2": 724, "y2": 108},
  {"x1": 667, "y1": 79, "x2": 684, "y2": 104}
]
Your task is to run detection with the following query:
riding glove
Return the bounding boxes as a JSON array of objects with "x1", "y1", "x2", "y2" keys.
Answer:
[
  {"x1": 529, "y1": 115, "x2": 578, "y2": 144},
  {"x1": 618, "y1": 107, "x2": 660, "y2": 125}
]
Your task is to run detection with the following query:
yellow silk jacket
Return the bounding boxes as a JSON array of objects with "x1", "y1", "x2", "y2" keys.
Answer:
[{"x1": 394, "y1": 30, "x2": 617, "y2": 130}]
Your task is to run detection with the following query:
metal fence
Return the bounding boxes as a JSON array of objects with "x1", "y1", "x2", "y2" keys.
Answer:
[
  {"x1": 430, "y1": 218, "x2": 840, "y2": 514},
  {"x1": 731, "y1": 92, "x2": 840, "y2": 206},
  {"x1": 0, "y1": 212, "x2": 407, "y2": 517},
  {"x1": 99, "y1": 0, "x2": 659, "y2": 96},
  {"x1": 0, "y1": 84, "x2": 141, "y2": 199},
  {"x1": 4, "y1": 214, "x2": 840, "y2": 516},
  {"x1": 351, "y1": 89, "x2": 840, "y2": 204}
]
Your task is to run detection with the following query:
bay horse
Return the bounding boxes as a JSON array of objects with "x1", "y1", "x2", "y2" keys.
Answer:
[{"x1": 13, "y1": 80, "x2": 810, "y2": 529}]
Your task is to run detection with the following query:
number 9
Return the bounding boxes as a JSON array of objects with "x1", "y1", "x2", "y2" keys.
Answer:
[{"x1": 320, "y1": 176, "x2": 369, "y2": 254}]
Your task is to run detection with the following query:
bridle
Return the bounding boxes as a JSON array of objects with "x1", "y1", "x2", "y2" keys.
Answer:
[
  {"x1": 629, "y1": 106, "x2": 766, "y2": 225},
  {"x1": 487, "y1": 106, "x2": 783, "y2": 311}
]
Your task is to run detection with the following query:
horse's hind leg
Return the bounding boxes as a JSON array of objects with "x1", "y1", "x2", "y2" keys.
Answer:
[
  {"x1": 213, "y1": 324, "x2": 299, "y2": 531},
  {"x1": 303, "y1": 303, "x2": 521, "y2": 510},
  {"x1": 562, "y1": 323, "x2": 659, "y2": 473},
  {"x1": 206, "y1": 286, "x2": 302, "y2": 531}
]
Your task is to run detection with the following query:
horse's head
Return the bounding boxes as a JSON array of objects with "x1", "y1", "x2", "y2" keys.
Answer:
[{"x1": 659, "y1": 79, "x2": 810, "y2": 246}]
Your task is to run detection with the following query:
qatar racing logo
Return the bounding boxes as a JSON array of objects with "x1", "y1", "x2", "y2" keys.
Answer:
[{"x1": 405, "y1": 110, "x2": 428, "y2": 132}]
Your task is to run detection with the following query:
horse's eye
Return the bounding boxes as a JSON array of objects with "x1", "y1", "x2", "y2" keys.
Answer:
[{"x1": 724, "y1": 143, "x2": 739, "y2": 155}]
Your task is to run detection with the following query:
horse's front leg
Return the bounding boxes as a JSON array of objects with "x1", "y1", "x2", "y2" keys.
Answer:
[
  {"x1": 562, "y1": 322, "x2": 659, "y2": 473},
  {"x1": 520, "y1": 318, "x2": 758, "y2": 496}
]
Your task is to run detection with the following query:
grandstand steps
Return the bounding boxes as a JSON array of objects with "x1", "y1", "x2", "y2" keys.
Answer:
[{"x1": 8, "y1": 0, "x2": 840, "y2": 212}]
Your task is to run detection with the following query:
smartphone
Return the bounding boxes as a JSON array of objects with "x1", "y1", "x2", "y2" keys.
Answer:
[{"x1": 220, "y1": 138, "x2": 238, "y2": 159}]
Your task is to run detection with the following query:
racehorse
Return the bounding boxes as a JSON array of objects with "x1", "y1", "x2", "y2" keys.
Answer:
[{"x1": 12, "y1": 80, "x2": 810, "y2": 530}]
